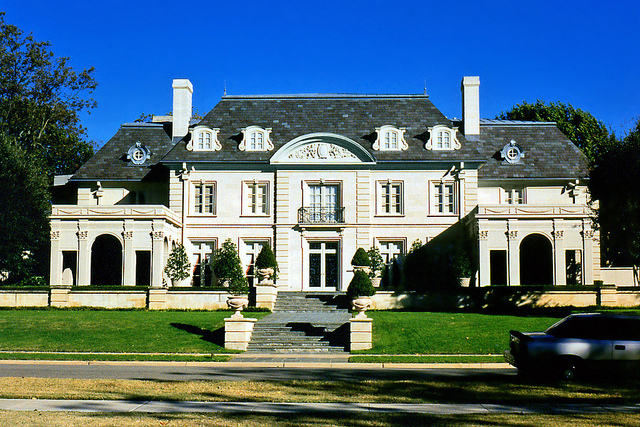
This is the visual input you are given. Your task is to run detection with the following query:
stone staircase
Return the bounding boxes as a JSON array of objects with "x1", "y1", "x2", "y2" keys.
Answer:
[{"x1": 246, "y1": 292, "x2": 351, "y2": 353}]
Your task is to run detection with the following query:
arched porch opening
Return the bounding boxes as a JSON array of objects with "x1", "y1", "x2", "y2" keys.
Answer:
[
  {"x1": 91, "y1": 234, "x2": 122, "y2": 286},
  {"x1": 520, "y1": 234, "x2": 553, "y2": 286}
]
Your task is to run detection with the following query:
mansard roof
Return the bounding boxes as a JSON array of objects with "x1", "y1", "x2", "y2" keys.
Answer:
[
  {"x1": 161, "y1": 94, "x2": 487, "y2": 164},
  {"x1": 476, "y1": 120, "x2": 589, "y2": 181},
  {"x1": 72, "y1": 123, "x2": 173, "y2": 181}
]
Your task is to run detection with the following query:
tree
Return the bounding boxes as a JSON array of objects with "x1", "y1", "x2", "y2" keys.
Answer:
[
  {"x1": 164, "y1": 243, "x2": 191, "y2": 286},
  {"x1": 497, "y1": 100, "x2": 615, "y2": 164},
  {"x1": 210, "y1": 239, "x2": 248, "y2": 294},
  {"x1": 0, "y1": 12, "x2": 97, "y2": 177},
  {"x1": 590, "y1": 118, "x2": 640, "y2": 271},
  {"x1": 0, "y1": 133, "x2": 50, "y2": 283}
]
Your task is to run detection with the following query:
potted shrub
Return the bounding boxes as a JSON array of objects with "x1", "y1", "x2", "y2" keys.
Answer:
[
  {"x1": 255, "y1": 245, "x2": 278, "y2": 284},
  {"x1": 347, "y1": 270, "x2": 376, "y2": 318},
  {"x1": 351, "y1": 247, "x2": 370, "y2": 274},
  {"x1": 210, "y1": 239, "x2": 249, "y2": 316},
  {"x1": 367, "y1": 247, "x2": 384, "y2": 287},
  {"x1": 453, "y1": 250, "x2": 473, "y2": 287},
  {"x1": 164, "y1": 243, "x2": 191, "y2": 287}
]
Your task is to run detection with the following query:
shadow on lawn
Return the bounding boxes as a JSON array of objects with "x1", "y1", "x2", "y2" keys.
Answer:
[{"x1": 170, "y1": 323, "x2": 224, "y2": 347}]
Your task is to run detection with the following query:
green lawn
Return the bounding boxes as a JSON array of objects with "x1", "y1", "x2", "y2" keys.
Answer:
[
  {"x1": 361, "y1": 311, "x2": 565, "y2": 355},
  {"x1": 0, "y1": 309, "x2": 268, "y2": 354}
]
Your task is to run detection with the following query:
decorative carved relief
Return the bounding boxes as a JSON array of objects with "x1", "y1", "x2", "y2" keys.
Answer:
[
  {"x1": 478, "y1": 230, "x2": 488, "y2": 240},
  {"x1": 507, "y1": 230, "x2": 518, "y2": 240},
  {"x1": 50, "y1": 231, "x2": 60, "y2": 240},
  {"x1": 152, "y1": 231, "x2": 164, "y2": 240},
  {"x1": 123, "y1": 231, "x2": 134, "y2": 240},
  {"x1": 582, "y1": 230, "x2": 595, "y2": 239},
  {"x1": 552, "y1": 230, "x2": 564, "y2": 239},
  {"x1": 77, "y1": 231, "x2": 88, "y2": 240},
  {"x1": 288, "y1": 143, "x2": 358, "y2": 160}
]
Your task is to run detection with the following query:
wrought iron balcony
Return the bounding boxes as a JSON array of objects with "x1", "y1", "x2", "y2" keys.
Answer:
[{"x1": 298, "y1": 207, "x2": 345, "y2": 224}]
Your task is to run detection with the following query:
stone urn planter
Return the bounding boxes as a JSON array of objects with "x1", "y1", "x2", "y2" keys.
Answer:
[
  {"x1": 227, "y1": 295, "x2": 249, "y2": 318},
  {"x1": 257, "y1": 267, "x2": 275, "y2": 285},
  {"x1": 351, "y1": 296, "x2": 372, "y2": 318},
  {"x1": 352, "y1": 265, "x2": 371, "y2": 275}
]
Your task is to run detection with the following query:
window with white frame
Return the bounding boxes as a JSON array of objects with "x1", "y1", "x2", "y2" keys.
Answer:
[
  {"x1": 187, "y1": 127, "x2": 221, "y2": 151},
  {"x1": 240, "y1": 126, "x2": 274, "y2": 151},
  {"x1": 425, "y1": 125, "x2": 460, "y2": 150},
  {"x1": 193, "y1": 182, "x2": 216, "y2": 214},
  {"x1": 374, "y1": 125, "x2": 408, "y2": 151},
  {"x1": 431, "y1": 181, "x2": 456, "y2": 214},
  {"x1": 191, "y1": 240, "x2": 216, "y2": 287},
  {"x1": 378, "y1": 181, "x2": 403, "y2": 215},
  {"x1": 378, "y1": 240, "x2": 404, "y2": 265},
  {"x1": 243, "y1": 181, "x2": 269, "y2": 215},
  {"x1": 504, "y1": 188, "x2": 524, "y2": 205}
]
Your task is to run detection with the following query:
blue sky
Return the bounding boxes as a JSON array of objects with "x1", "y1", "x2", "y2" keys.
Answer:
[{"x1": 4, "y1": 0, "x2": 639, "y2": 147}]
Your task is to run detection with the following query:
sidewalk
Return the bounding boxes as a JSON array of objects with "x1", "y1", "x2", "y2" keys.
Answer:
[{"x1": 0, "y1": 399, "x2": 638, "y2": 415}]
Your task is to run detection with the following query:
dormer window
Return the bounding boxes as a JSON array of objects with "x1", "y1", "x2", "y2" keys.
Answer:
[
  {"x1": 373, "y1": 125, "x2": 408, "y2": 151},
  {"x1": 425, "y1": 125, "x2": 460, "y2": 151},
  {"x1": 240, "y1": 126, "x2": 274, "y2": 151},
  {"x1": 127, "y1": 142, "x2": 151, "y2": 165},
  {"x1": 187, "y1": 126, "x2": 221, "y2": 151}
]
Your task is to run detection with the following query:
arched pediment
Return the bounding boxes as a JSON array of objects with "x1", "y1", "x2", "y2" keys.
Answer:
[{"x1": 270, "y1": 133, "x2": 376, "y2": 164}]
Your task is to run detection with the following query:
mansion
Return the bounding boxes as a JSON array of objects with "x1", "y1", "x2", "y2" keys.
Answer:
[{"x1": 50, "y1": 77, "x2": 599, "y2": 293}]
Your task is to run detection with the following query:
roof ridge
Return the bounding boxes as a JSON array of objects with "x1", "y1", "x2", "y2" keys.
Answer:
[{"x1": 221, "y1": 94, "x2": 429, "y2": 100}]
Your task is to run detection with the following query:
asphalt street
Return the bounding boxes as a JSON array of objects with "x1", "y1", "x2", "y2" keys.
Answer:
[{"x1": 0, "y1": 360, "x2": 516, "y2": 382}]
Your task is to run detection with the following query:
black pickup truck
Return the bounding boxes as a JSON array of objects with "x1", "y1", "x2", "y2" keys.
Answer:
[{"x1": 504, "y1": 313, "x2": 640, "y2": 380}]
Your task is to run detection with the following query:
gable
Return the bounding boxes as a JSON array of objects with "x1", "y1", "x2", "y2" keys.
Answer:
[{"x1": 270, "y1": 133, "x2": 376, "y2": 164}]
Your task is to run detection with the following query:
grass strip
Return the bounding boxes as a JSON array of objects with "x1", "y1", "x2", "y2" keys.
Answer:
[
  {"x1": 1, "y1": 412, "x2": 638, "y2": 427},
  {"x1": 349, "y1": 355, "x2": 504, "y2": 363},
  {"x1": 0, "y1": 353, "x2": 232, "y2": 362},
  {"x1": 1, "y1": 377, "x2": 638, "y2": 404}
]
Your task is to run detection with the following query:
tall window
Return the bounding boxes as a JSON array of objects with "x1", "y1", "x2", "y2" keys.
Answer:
[
  {"x1": 379, "y1": 181, "x2": 403, "y2": 215},
  {"x1": 191, "y1": 241, "x2": 215, "y2": 287},
  {"x1": 432, "y1": 182, "x2": 456, "y2": 214},
  {"x1": 241, "y1": 126, "x2": 273, "y2": 151},
  {"x1": 194, "y1": 183, "x2": 216, "y2": 214},
  {"x1": 308, "y1": 184, "x2": 339, "y2": 222},
  {"x1": 244, "y1": 182, "x2": 269, "y2": 215}
]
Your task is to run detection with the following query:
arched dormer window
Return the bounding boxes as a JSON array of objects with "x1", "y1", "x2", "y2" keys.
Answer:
[
  {"x1": 373, "y1": 125, "x2": 408, "y2": 151},
  {"x1": 425, "y1": 125, "x2": 460, "y2": 151},
  {"x1": 187, "y1": 126, "x2": 221, "y2": 151},
  {"x1": 240, "y1": 126, "x2": 274, "y2": 151}
]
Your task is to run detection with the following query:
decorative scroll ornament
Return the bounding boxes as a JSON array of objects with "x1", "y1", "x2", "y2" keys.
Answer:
[
  {"x1": 288, "y1": 143, "x2": 358, "y2": 161},
  {"x1": 240, "y1": 126, "x2": 274, "y2": 151},
  {"x1": 127, "y1": 142, "x2": 151, "y2": 165},
  {"x1": 373, "y1": 125, "x2": 408, "y2": 151},
  {"x1": 187, "y1": 127, "x2": 221, "y2": 151}
]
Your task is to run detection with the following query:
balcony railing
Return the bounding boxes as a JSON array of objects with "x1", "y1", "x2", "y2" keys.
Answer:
[{"x1": 298, "y1": 207, "x2": 345, "y2": 224}]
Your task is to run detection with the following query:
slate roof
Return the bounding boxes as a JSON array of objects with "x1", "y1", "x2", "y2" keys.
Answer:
[
  {"x1": 70, "y1": 95, "x2": 589, "y2": 182},
  {"x1": 72, "y1": 123, "x2": 173, "y2": 181},
  {"x1": 161, "y1": 95, "x2": 488, "y2": 164},
  {"x1": 475, "y1": 120, "x2": 589, "y2": 180}
]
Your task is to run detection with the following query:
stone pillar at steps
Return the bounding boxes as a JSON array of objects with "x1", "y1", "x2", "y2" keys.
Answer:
[{"x1": 350, "y1": 315, "x2": 372, "y2": 351}]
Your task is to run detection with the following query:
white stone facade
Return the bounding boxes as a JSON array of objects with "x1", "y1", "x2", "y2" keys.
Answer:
[{"x1": 49, "y1": 77, "x2": 600, "y2": 294}]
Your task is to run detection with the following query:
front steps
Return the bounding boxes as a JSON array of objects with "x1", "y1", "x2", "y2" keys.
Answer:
[{"x1": 246, "y1": 292, "x2": 351, "y2": 353}]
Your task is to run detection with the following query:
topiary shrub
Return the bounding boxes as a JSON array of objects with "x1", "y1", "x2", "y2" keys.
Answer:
[
  {"x1": 351, "y1": 248, "x2": 370, "y2": 266},
  {"x1": 367, "y1": 247, "x2": 384, "y2": 280},
  {"x1": 164, "y1": 243, "x2": 191, "y2": 285},
  {"x1": 210, "y1": 239, "x2": 248, "y2": 294},
  {"x1": 346, "y1": 270, "x2": 376, "y2": 299},
  {"x1": 255, "y1": 245, "x2": 278, "y2": 269}
]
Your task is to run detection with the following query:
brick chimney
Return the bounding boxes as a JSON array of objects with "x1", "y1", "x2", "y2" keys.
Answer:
[
  {"x1": 172, "y1": 79, "x2": 193, "y2": 140},
  {"x1": 461, "y1": 76, "x2": 480, "y2": 140}
]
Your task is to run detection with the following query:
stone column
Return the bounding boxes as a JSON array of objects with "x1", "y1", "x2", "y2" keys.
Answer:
[
  {"x1": 507, "y1": 222, "x2": 519, "y2": 286},
  {"x1": 225, "y1": 316, "x2": 258, "y2": 351},
  {"x1": 582, "y1": 225, "x2": 595, "y2": 286},
  {"x1": 553, "y1": 222, "x2": 566, "y2": 286},
  {"x1": 49, "y1": 229, "x2": 62, "y2": 287},
  {"x1": 477, "y1": 227, "x2": 490, "y2": 286},
  {"x1": 77, "y1": 220, "x2": 90, "y2": 286},
  {"x1": 151, "y1": 226, "x2": 165, "y2": 288},
  {"x1": 355, "y1": 170, "x2": 371, "y2": 248},
  {"x1": 350, "y1": 316, "x2": 373, "y2": 351},
  {"x1": 123, "y1": 221, "x2": 135, "y2": 286}
]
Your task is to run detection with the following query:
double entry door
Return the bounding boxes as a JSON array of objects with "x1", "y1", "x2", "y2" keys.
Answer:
[{"x1": 308, "y1": 241, "x2": 339, "y2": 290}]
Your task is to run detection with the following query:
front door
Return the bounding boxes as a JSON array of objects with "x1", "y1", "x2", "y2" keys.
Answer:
[{"x1": 308, "y1": 241, "x2": 339, "y2": 290}]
